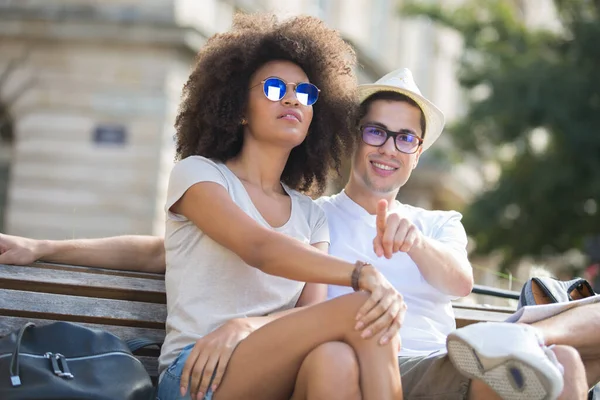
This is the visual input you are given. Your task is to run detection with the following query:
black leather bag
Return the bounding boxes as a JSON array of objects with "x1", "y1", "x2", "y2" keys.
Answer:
[{"x1": 0, "y1": 321, "x2": 155, "y2": 400}]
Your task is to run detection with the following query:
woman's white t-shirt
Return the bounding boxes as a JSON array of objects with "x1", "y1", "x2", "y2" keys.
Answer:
[{"x1": 159, "y1": 156, "x2": 329, "y2": 374}]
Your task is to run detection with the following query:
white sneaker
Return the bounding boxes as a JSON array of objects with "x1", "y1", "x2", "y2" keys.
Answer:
[{"x1": 446, "y1": 322, "x2": 564, "y2": 400}]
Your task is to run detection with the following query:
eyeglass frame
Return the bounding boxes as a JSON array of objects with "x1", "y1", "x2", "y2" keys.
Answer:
[
  {"x1": 250, "y1": 76, "x2": 321, "y2": 106},
  {"x1": 359, "y1": 124, "x2": 424, "y2": 154}
]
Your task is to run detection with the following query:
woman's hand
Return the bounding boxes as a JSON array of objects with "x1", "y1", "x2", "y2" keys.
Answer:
[
  {"x1": 180, "y1": 318, "x2": 252, "y2": 400},
  {"x1": 354, "y1": 264, "x2": 407, "y2": 347}
]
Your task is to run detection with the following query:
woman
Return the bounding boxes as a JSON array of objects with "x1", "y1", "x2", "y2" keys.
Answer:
[{"x1": 158, "y1": 13, "x2": 405, "y2": 400}]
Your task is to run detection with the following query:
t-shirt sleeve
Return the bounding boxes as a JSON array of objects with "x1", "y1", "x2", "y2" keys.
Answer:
[
  {"x1": 165, "y1": 156, "x2": 229, "y2": 222},
  {"x1": 310, "y1": 203, "x2": 330, "y2": 245},
  {"x1": 432, "y1": 211, "x2": 470, "y2": 267}
]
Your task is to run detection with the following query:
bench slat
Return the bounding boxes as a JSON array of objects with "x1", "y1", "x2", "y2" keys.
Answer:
[
  {"x1": 0, "y1": 264, "x2": 165, "y2": 303},
  {"x1": 452, "y1": 302, "x2": 516, "y2": 314},
  {"x1": 137, "y1": 356, "x2": 159, "y2": 379},
  {"x1": 453, "y1": 307, "x2": 510, "y2": 328},
  {"x1": 32, "y1": 262, "x2": 165, "y2": 280},
  {"x1": 0, "y1": 315, "x2": 165, "y2": 343},
  {"x1": 0, "y1": 289, "x2": 166, "y2": 329}
]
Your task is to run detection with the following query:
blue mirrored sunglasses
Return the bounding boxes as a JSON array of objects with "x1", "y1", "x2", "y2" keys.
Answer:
[{"x1": 251, "y1": 77, "x2": 320, "y2": 106}]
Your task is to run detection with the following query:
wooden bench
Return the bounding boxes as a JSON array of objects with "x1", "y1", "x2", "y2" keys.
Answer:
[{"x1": 0, "y1": 262, "x2": 517, "y2": 382}]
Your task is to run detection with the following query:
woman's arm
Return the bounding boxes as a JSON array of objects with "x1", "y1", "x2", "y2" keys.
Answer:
[
  {"x1": 173, "y1": 182, "x2": 356, "y2": 285},
  {"x1": 0, "y1": 233, "x2": 166, "y2": 273}
]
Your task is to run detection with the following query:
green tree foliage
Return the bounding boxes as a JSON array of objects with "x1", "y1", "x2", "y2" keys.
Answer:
[{"x1": 403, "y1": 0, "x2": 600, "y2": 268}]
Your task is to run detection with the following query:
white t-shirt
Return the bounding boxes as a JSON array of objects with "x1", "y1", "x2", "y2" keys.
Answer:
[
  {"x1": 318, "y1": 190, "x2": 471, "y2": 357},
  {"x1": 159, "y1": 156, "x2": 329, "y2": 374}
]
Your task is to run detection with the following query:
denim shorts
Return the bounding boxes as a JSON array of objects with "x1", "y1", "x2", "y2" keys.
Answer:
[{"x1": 156, "y1": 344, "x2": 215, "y2": 400}]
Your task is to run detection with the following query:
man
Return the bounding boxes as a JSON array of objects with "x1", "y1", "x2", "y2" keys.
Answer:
[
  {"x1": 1, "y1": 68, "x2": 595, "y2": 399},
  {"x1": 317, "y1": 68, "x2": 591, "y2": 399}
]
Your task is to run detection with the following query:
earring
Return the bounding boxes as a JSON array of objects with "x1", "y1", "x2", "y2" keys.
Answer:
[{"x1": 241, "y1": 118, "x2": 248, "y2": 125}]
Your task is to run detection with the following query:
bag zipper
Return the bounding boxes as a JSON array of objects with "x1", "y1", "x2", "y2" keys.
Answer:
[
  {"x1": 1, "y1": 351, "x2": 143, "y2": 383},
  {"x1": 46, "y1": 352, "x2": 64, "y2": 377},
  {"x1": 1, "y1": 351, "x2": 142, "y2": 362},
  {"x1": 56, "y1": 353, "x2": 74, "y2": 378}
]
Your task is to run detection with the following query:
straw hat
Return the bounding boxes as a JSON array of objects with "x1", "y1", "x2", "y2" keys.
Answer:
[{"x1": 357, "y1": 68, "x2": 445, "y2": 151}]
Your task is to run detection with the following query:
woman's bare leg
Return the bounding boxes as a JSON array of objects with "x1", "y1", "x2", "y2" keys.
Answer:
[
  {"x1": 213, "y1": 292, "x2": 402, "y2": 400},
  {"x1": 290, "y1": 341, "x2": 361, "y2": 400}
]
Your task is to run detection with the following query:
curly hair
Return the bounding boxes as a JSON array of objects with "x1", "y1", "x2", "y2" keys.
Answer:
[{"x1": 175, "y1": 13, "x2": 358, "y2": 195}]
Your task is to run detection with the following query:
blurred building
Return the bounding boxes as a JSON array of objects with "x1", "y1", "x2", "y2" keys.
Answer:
[
  {"x1": 0, "y1": 0, "x2": 559, "y2": 262},
  {"x1": 0, "y1": 0, "x2": 199, "y2": 239}
]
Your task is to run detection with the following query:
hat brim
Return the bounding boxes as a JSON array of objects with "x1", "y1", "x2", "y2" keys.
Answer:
[{"x1": 357, "y1": 84, "x2": 445, "y2": 151}]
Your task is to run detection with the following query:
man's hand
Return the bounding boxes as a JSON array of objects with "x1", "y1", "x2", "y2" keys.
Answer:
[
  {"x1": 373, "y1": 199, "x2": 423, "y2": 259},
  {"x1": 180, "y1": 319, "x2": 252, "y2": 399},
  {"x1": 0, "y1": 234, "x2": 41, "y2": 265}
]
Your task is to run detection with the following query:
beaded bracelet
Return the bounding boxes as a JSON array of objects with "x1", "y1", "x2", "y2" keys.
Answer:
[{"x1": 351, "y1": 261, "x2": 368, "y2": 291}]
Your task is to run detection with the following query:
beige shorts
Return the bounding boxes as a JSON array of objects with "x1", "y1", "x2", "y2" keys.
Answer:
[{"x1": 399, "y1": 351, "x2": 471, "y2": 399}]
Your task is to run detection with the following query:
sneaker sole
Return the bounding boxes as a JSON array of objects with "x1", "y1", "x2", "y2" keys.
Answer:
[{"x1": 447, "y1": 336, "x2": 554, "y2": 400}]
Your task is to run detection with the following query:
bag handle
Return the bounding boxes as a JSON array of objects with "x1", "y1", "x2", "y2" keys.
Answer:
[
  {"x1": 567, "y1": 279, "x2": 595, "y2": 300},
  {"x1": 10, "y1": 322, "x2": 35, "y2": 387},
  {"x1": 126, "y1": 338, "x2": 162, "y2": 353}
]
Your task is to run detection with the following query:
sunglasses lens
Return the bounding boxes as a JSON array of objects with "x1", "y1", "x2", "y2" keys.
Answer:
[
  {"x1": 362, "y1": 126, "x2": 387, "y2": 146},
  {"x1": 296, "y1": 83, "x2": 319, "y2": 106},
  {"x1": 396, "y1": 134, "x2": 419, "y2": 153},
  {"x1": 263, "y1": 78, "x2": 286, "y2": 101}
]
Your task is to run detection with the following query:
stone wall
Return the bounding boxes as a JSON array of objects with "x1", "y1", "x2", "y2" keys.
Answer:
[
  {"x1": 0, "y1": 4, "x2": 193, "y2": 239},
  {"x1": 0, "y1": 0, "x2": 175, "y2": 24}
]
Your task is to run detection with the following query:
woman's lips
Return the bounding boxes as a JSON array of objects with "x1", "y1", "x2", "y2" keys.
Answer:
[
  {"x1": 278, "y1": 109, "x2": 302, "y2": 122},
  {"x1": 278, "y1": 114, "x2": 300, "y2": 122}
]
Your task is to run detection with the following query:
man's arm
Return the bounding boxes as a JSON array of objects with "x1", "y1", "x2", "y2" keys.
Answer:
[
  {"x1": 0, "y1": 233, "x2": 166, "y2": 273},
  {"x1": 407, "y1": 234, "x2": 473, "y2": 297},
  {"x1": 374, "y1": 200, "x2": 473, "y2": 298}
]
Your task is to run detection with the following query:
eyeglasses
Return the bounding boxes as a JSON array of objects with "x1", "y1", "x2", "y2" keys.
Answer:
[
  {"x1": 360, "y1": 124, "x2": 423, "y2": 154},
  {"x1": 250, "y1": 77, "x2": 320, "y2": 106}
]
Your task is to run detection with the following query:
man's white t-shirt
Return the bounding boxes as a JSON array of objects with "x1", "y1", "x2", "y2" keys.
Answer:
[
  {"x1": 318, "y1": 190, "x2": 471, "y2": 357},
  {"x1": 159, "y1": 156, "x2": 329, "y2": 374}
]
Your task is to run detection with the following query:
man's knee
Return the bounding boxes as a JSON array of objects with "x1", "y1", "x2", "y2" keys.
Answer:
[
  {"x1": 303, "y1": 341, "x2": 360, "y2": 399},
  {"x1": 552, "y1": 345, "x2": 588, "y2": 400}
]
